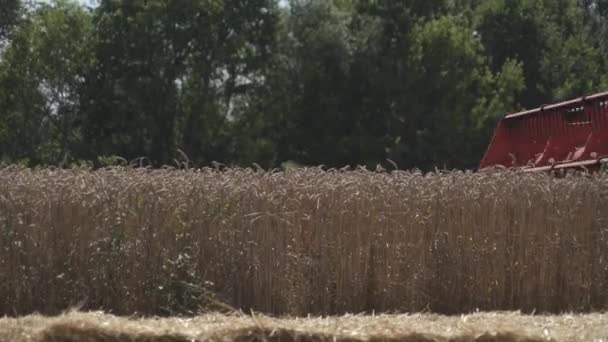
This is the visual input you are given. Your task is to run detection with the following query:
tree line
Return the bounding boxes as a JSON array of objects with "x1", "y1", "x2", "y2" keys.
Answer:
[{"x1": 1, "y1": 0, "x2": 607, "y2": 170}]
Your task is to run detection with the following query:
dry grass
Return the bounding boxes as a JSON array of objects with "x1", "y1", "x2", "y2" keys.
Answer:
[
  {"x1": 1, "y1": 311, "x2": 607, "y2": 342},
  {"x1": 0, "y1": 166, "x2": 607, "y2": 316}
]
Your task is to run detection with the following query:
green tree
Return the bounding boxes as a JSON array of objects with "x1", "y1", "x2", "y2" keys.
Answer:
[
  {"x1": 385, "y1": 16, "x2": 524, "y2": 169},
  {"x1": 82, "y1": 0, "x2": 279, "y2": 166},
  {"x1": 0, "y1": 0, "x2": 603, "y2": 170},
  {"x1": 0, "y1": 0, "x2": 20, "y2": 47},
  {"x1": 541, "y1": 0, "x2": 606, "y2": 99},
  {"x1": 266, "y1": 0, "x2": 358, "y2": 166},
  {"x1": 579, "y1": 0, "x2": 608, "y2": 89},
  {"x1": 475, "y1": 0, "x2": 606, "y2": 106},
  {"x1": 259, "y1": 0, "x2": 455, "y2": 168},
  {"x1": 474, "y1": 0, "x2": 547, "y2": 107},
  {"x1": 249, "y1": 0, "x2": 524, "y2": 170},
  {"x1": 0, "y1": 0, "x2": 94, "y2": 164}
]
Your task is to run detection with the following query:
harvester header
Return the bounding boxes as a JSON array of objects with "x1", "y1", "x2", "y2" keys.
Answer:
[{"x1": 480, "y1": 91, "x2": 608, "y2": 172}]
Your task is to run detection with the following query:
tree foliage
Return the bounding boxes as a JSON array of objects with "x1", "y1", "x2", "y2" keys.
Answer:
[
  {"x1": 0, "y1": 0, "x2": 20, "y2": 45},
  {"x1": 0, "y1": 0, "x2": 606, "y2": 169},
  {"x1": 0, "y1": 0, "x2": 93, "y2": 164}
]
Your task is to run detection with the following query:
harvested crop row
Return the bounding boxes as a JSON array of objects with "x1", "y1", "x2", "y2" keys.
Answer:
[
  {"x1": 3, "y1": 311, "x2": 608, "y2": 342},
  {"x1": 0, "y1": 167, "x2": 607, "y2": 316}
]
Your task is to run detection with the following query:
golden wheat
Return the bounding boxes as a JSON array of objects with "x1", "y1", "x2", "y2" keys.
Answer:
[{"x1": 0, "y1": 166, "x2": 607, "y2": 316}]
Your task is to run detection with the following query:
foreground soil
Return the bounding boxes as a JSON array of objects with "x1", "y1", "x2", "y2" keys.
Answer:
[{"x1": 0, "y1": 311, "x2": 606, "y2": 342}]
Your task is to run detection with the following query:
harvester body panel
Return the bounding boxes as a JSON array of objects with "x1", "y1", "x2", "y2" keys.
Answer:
[{"x1": 480, "y1": 91, "x2": 608, "y2": 172}]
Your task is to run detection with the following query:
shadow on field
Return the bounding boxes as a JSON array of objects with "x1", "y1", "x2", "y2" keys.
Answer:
[
  {"x1": 37, "y1": 323, "x2": 545, "y2": 342},
  {"x1": 231, "y1": 327, "x2": 545, "y2": 342}
]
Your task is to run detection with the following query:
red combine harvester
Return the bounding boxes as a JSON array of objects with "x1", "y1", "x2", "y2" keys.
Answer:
[{"x1": 480, "y1": 91, "x2": 608, "y2": 173}]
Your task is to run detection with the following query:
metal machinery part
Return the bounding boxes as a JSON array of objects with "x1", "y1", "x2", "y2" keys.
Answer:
[{"x1": 480, "y1": 91, "x2": 608, "y2": 173}]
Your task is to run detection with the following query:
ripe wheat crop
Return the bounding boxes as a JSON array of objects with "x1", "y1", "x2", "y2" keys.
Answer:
[{"x1": 0, "y1": 166, "x2": 607, "y2": 316}]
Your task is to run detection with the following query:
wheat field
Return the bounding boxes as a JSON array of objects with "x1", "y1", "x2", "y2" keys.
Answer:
[{"x1": 0, "y1": 166, "x2": 607, "y2": 317}]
